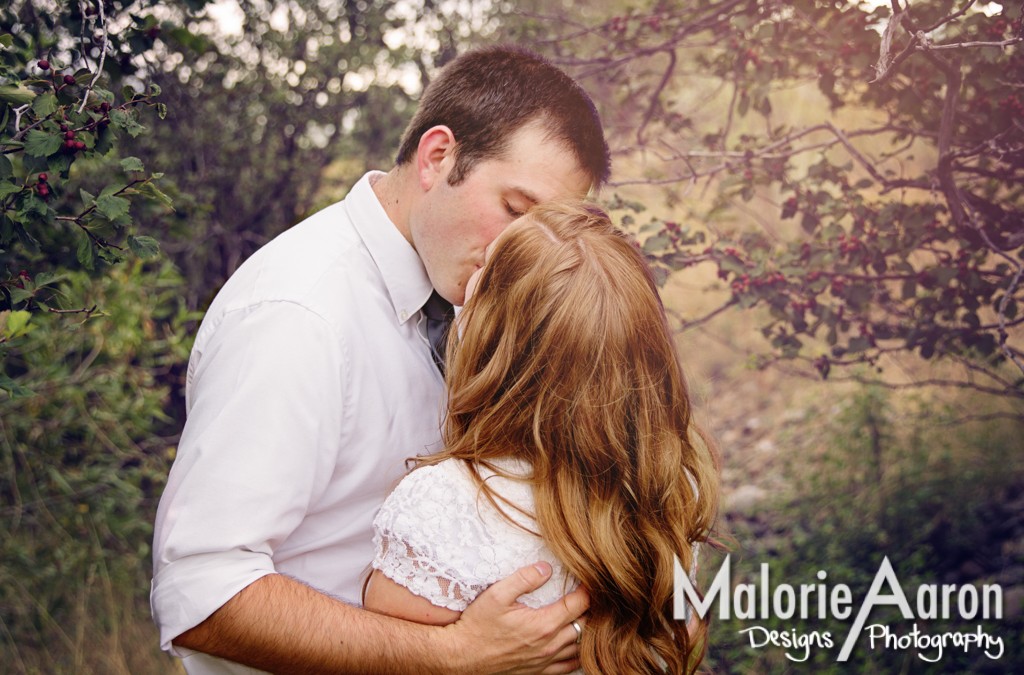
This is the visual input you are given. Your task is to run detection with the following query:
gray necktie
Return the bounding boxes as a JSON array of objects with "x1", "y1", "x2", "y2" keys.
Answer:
[{"x1": 422, "y1": 291, "x2": 454, "y2": 375}]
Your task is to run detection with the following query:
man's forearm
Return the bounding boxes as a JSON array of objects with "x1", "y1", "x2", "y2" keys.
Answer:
[{"x1": 173, "y1": 573, "x2": 458, "y2": 674}]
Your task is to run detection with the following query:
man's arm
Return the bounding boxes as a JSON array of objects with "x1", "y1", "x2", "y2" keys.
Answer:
[{"x1": 174, "y1": 563, "x2": 585, "y2": 675}]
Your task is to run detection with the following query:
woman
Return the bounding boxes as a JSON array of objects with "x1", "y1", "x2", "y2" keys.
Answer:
[{"x1": 365, "y1": 201, "x2": 719, "y2": 674}]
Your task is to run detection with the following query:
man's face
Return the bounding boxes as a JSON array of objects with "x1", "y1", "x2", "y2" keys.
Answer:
[{"x1": 410, "y1": 121, "x2": 590, "y2": 306}]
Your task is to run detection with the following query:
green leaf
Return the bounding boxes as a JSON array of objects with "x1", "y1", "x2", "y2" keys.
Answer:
[
  {"x1": 80, "y1": 188, "x2": 96, "y2": 205},
  {"x1": 934, "y1": 267, "x2": 959, "y2": 286},
  {"x1": 95, "y1": 193, "x2": 131, "y2": 221},
  {"x1": 0, "y1": 84, "x2": 36, "y2": 105},
  {"x1": 2, "y1": 309, "x2": 32, "y2": 337},
  {"x1": 127, "y1": 234, "x2": 160, "y2": 258},
  {"x1": 33, "y1": 272, "x2": 65, "y2": 287},
  {"x1": 643, "y1": 234, "x2": 669, "y2": 254},
  {"x1": 110, "y1": 109, "x2": 146, "y2": 138},
  {"x1": 31, "y1": 92, "x2": 58, "y2": 117},
  {"x1": 0, "y1": 373, "x2": 33, "y2": 398},
  {"x1": 91, "y1": 125, "x2": 113, "y2": 156},
  {"x1": 92, "y1": 87, "x2": 114, "y2": 104},
  {"x1": 0, "y1": 34, "x2": 14, "y2": 48},
  {"x1": 848, "y1": 336, "x2": 872, "y2": 353},
  {"x1": 137, "y1": 181, "x2": 173, "y2": 209},
  {"x1": 0, "y1": 154, "x2": 11, "y2": 179},
  {"x1": 0, "y1": 182, "x2": 21, "y2": 199},
  {"x1": 24, "y1": 129, "x2": 62, "y2": 157},
  {"x1": 7, "y1": 287, "x2": 33, "y2": 305},
  {"x1": 156, "y1": 102, "x2": 168, "y2": 120},
  {"x1": 77, "y1": 231, "x2": 95, "y2": 269},
  {"x1": 120, "y1": 156, "x2": 145, "y2": 172},
  {"x1": 47, "y1": 153, "x2": 73, "y2": 179}
]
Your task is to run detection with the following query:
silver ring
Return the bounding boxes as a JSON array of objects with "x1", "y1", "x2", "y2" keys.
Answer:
[{"x1": 571, "y1": 620, "x2": 582, "y2": 644}]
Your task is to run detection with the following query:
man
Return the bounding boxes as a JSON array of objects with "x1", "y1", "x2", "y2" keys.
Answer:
[{"x1": 151, "y1": 45, "x2": 611, "y2": 673}]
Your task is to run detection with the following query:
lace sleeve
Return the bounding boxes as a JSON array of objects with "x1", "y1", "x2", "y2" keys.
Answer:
[
  {"x1": 372, "y1": 459, "x2": 576, "y2": 612},
  {"x1": 372, "y1": 462, "x2": 495, "y2": 612}
]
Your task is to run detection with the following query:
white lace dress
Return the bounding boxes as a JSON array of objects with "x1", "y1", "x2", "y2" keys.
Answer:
[{"x1": 371, "y1": 457, "x2": 579, "y2": 611}]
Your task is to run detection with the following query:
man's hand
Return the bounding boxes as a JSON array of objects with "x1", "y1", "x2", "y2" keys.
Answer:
[{"x1": 442, "y1": 562, "x2": 589, "y2": 675}]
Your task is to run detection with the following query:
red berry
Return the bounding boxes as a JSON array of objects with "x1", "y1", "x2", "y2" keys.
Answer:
[
  {"x1": 38, "y1": 173, "x2": 48, "y2": 182},
  {"x1": 65, "y1": 130, "x2": 76, "y2": 140},
  {"x1": 37, "y1": 184, "x2": 50, "y2": 198},
  {"x1": 75, "y1": 140, "x2": 87, "y2": 150},
  {"x1": 63, "y1": 74, "x2": 76, "y2": 85},
  {"x1": 38, "y1": 59, "x2": 50, "y2": 70}
]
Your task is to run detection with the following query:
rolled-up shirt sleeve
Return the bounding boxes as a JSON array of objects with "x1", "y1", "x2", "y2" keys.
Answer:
[{"x1": 151, "y1": 299, "x2": 347, "y2": 652}]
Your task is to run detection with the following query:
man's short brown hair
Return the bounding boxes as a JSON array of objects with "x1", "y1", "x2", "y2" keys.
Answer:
[{"x1": 395, "y1": 45, "x2": 610, "y2": 190}]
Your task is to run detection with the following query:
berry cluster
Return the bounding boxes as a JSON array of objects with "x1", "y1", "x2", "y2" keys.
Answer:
[
  {"x1": 38, "y1": 59, "x2": 78, "y2": 90},
  {"x1": 641, "y1": 15, "x2": 664, "y2": 32},
  {"x1": 986, "y1": 17, "x2": 1010, "y2": 39},
  {"x1": 731, "y1": 271, "x2": 786, "y2": 295},
  {"x1": 999, "y1": 95, "x2": 1024, "y2": 116},
  {"x1": 837, "y1": 232, "x2": 864, "y2": 256},
  {"x1": 63, "y1": 128, "x2": 87, "y2": 153},
  {"x1": 789, "y1": 296, "x2": 817, "y2": 313},
  {"x1": 35, "y1": 173, "x2": 50, "y2": 198},
  {"x1": 607, "y1": 16, "x2": 629, "y2": 34},
  {"x1": 739, "y1": 48, "x2": 761, "y2": 67},
  {"x1": 662, "y1": 221, "x2": 689, "y2": 248}
]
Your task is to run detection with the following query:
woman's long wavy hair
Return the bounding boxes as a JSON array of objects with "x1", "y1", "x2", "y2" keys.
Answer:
[{"x1": 419, "y1": 201, "x2": 719, "y2": 674}]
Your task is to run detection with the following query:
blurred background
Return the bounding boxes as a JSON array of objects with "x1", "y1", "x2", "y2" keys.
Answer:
[{"x1": 1, "y1": 0, "x2": 1021, "y2": 672}]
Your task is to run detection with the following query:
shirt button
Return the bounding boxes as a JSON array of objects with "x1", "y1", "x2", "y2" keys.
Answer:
[{"x1": 400, "y1": 310, "x2": 409, "y2": 321}]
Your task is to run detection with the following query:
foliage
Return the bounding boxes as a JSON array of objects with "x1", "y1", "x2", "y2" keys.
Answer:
[
  {"x1": 122, "y1": 0, "x2": 492, "y2": 307},
  {"x1": 0, "y1": 0, "x2": 208, "y2": 397},
  {"x1": 0, "y1": 260, "x2": 194, "y2": 669},
  {"x1": 703, "y1": 387, "x2": 1024, "y2": 672},
  {"x1": 517, "y1": 0, "x2": 1024, "y2": 404}
]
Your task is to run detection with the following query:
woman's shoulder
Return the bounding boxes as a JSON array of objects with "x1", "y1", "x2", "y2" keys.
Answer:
[{"x1": 390, "y1": 457, "x2": 533, "y2": 502}]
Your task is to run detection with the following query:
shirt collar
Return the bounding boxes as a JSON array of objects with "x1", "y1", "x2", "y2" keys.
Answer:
[{"x1": 346, "y1": 171, "x2": 433, "y2": 325}]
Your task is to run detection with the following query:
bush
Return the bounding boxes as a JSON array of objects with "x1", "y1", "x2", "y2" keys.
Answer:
[
  {"x1": 703, "y1": 387, "x2": 1024, "y2": 672},
  {"x1": 0, "y1": 260, "x2": 193, "y2": 672}
]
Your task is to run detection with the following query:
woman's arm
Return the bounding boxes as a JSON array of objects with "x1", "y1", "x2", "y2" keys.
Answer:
[{"x1": 364, "y1": 569, "x2": 463, "y2": 626}]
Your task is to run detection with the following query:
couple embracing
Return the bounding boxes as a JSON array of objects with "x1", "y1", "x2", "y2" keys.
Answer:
[{"x1": 151, "y1": 45, "x2": 718, "y2": 675}]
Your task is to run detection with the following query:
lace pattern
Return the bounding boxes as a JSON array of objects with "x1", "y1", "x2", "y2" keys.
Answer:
[{"x1": 372, "y1": 458, "x2": 577, "y2": 611}]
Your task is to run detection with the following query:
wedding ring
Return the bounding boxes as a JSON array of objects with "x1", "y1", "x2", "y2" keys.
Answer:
[{"x1": 571, "y1": 620, "x2": 582, "y2": 644}]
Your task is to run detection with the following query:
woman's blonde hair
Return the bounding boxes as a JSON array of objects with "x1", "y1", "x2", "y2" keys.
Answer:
[{"x1": 421, "y1": 201, "x2": 719, "y2": 674}]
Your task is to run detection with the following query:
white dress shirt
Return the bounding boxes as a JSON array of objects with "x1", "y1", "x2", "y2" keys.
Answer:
[{"x1": 150, "y1": 172, "x2": 446, "y2": 673}]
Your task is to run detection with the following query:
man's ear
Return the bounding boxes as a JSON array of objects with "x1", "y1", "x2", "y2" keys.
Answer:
[{"x1": 416, "y1": 125, "x2": 456, "y2": 191}]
